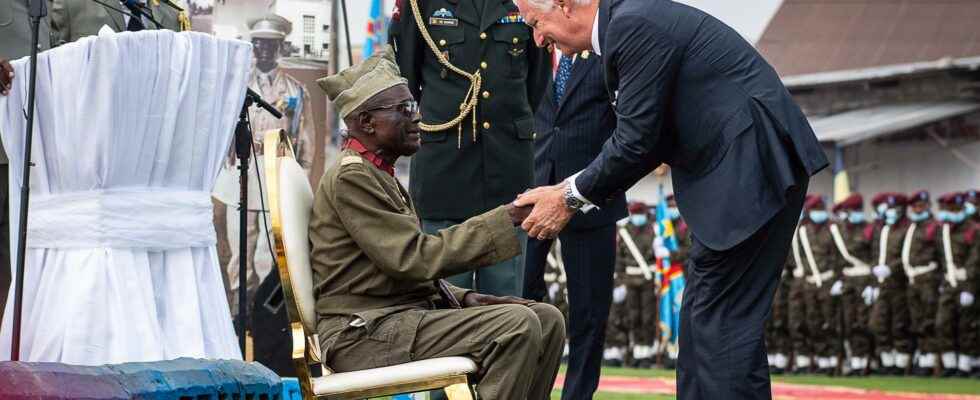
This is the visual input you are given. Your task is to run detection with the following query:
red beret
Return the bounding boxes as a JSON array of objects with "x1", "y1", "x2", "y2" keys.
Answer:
[
  {"x1": 628, "y1": 201, "x2": 648, "y2": 213},
  {"x1": 833, "y1": 193, "x2": 863, "y2": 213},
  {"x1": 804, "y1": 194, "x2": 825, "y2": 210},
  {"x1": 938, "y1": 192, "x2": 966, "y2": 206},
  {"x1": 909, "y1": 190, "x2": 930, "y2": 204},
  {"x1": 871, "y1": 192, "x2": 890, "y2": 207}
]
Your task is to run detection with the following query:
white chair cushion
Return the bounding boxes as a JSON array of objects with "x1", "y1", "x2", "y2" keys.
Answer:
[
  {"x1": 277, "y1": 157, "x2": 317, "y2": 331},
  {"x1": 312, "y1": 357, "x2": 478, "y2": 395}
]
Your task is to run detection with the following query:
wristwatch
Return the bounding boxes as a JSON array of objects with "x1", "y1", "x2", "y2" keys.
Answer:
[{"x1": 563, "y1": 184, "x2": 585, "y2": 210}]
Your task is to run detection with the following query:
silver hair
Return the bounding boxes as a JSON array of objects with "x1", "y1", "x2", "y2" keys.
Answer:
[{"x1": 521, "y1": 0, "x2": 593, "y2": 12}]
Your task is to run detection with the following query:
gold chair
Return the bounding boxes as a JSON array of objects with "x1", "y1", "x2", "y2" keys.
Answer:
[{"x1": 263, "y1": 130, "x2": 477, "y2": 400}]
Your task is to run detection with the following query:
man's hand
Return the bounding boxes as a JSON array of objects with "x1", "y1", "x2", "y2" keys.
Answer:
[
  {"x1": 463, "y1": 292, "x2": 534, "y2": 308},
  {"x1": 1, "y1": 59, "x2": 13, "y2": 96},
  {"x1": 513, "y1": 182, "x2": 575, "y2": 240},
  {"x1": 505, "y1": 204, "x2": 533, "y2": 226}
]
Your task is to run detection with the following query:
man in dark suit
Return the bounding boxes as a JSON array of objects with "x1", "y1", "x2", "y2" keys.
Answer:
[
  {"x1": 513, "y1": 0, "x2": 828, "y2": 399},
  {"x1": 524, "y1": 49, "x2": 626, "y2": 400}
]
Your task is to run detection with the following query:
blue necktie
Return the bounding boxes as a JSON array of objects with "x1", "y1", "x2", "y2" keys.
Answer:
[{"x1": 553, "y1": 54, "x2": 574, "y2": 105}]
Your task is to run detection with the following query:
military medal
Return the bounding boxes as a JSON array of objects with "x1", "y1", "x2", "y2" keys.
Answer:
[{"x1": 429, "y1": 8, "x2": 459, "y2": 27}]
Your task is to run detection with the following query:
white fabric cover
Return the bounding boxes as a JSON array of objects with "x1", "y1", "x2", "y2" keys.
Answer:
[
  {"x1": 312, "y1": 357, "x2": 478, "y2": 395},
  {"x1": 274, "y1": 156, "x2": 317, "y2": 331},
  {"x1": 0, "y1": 30, "x2": 252, "y2": 364}
]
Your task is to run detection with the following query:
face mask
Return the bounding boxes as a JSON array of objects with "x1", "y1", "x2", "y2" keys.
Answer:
[
  {"x1": 837, "y1": 211, "x2": 848, "y2": 221},
  {"x1": 875, "y1": 204, "x2": 888, "y2": 220},
  {"x1": 938, "y1": 210, "x2": 966, "y2": 224},
  {"x1": 885, "y1": 208, "x2": 901, "y2": 225},
  {"x1": 629, "y1": 214, "x2": 648, "y2": 226},
  {"x1": 667, "y1": 207, "x2": 681, "y2": 220},
  {"x1": 908, "y1": 210, "x2": 931, "y2": 222},
  {"x1": 966, "y1": 202, "x2": 977, "y2": 217},
  {"x1": 808, "y1": 210, "x2": 828, "y2": 224},
  {"x1": 848, "y1": 212, "x2": 865, "y2": 224}
]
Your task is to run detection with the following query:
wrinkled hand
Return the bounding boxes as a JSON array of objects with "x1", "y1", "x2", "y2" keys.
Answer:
[
  {"x1": 463, "y1": 292, "x2": 534, "y2": 308},
  {"x1": 513, "y1": 183, "x2": 575, "y2": 240},
  {"x1": 0, "y1": 59, "x2": 13, "y2": 96},
  {"x1": 961, "y1": 291, "x2": 975, "y2": 307},
  {"x1": 872, "y1": 264, "x2": 891, "y2": 281},
  {"x1": 506, "y1": 204, "x2": 533, "y2": 226},
  {"x1": 829, "y1": 280, "x2": 843, "y2": 297}
]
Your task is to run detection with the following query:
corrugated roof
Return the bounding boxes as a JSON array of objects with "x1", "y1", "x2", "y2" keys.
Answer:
[
  {"x1": 783, "y1": 56, "x2": 980, "y2": 89},
  {"x1": 757, "y1": 0, "x2": 980, "y2": 77},
  {"x1": 809, "y1": 101, "x2": 980, "y2": 145}
]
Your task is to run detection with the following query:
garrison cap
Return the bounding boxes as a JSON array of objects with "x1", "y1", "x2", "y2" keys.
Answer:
[
  {"x1": 248, "y1": 14, "x2": 292, "y2": 40},
  {"x1": 909, "y1": 190, "x2": 930, "y2": 205},
  {"x1": 938, "y1": 192, "x2": 966, "y2": 207},
  {"x1": 803, "y1": 194, "x2": 825, "y2": 211},
  {"x1": 833, "y1": 193, "x2": 863, "y2": 213},
  {"x1": 318, "y1": 45, "x2": 408, "y2": 119}
]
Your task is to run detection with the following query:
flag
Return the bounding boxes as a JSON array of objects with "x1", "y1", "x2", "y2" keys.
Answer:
[
  {"x1": 655, "y1": 184, "x2": 684, "y2": 357},
  {"x1": 832, "y1": 145, "x2": 850, "y2": 204},
  {"x1": 363, "y1": 0, "x2": 386, "y2": 58}
]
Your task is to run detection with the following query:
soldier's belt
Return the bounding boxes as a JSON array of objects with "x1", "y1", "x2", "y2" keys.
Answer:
[
  {"x1": 544, "y1": 272, "x2": 557, "y2": 282},
  {"x1": 843, "y1": 265, "x2": 872, "y2": 277},
  {"x1": 806, "y1": 270, "x2": 835, "y2": 285},
  {"x1": 907, "y1": 262, "x2": 938, "y2": 280}
]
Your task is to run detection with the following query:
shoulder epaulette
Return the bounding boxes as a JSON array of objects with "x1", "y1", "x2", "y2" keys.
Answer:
[{"x1": 341, "y1": 156, "x2": 363, "y2": 166}]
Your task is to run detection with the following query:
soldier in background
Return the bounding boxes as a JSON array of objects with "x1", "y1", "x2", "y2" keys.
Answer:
[
  {"x1": 604, "y1": 249, "x2": 629, "y2": 367},
  {"x1": 212, "y1": 14, "x2": 317, "y2": 319},
  {"x1": 619, "y1": 202, "x2": 658, "y2": 368},
  {"x1": 935, "y1": 192, "x2": 979, "y2": 377},
  {"x1": 830, "y1": 193, "x2": 875, "y2": 376},
  {"x1": 767, "y1": 254, "x2": 793, "y2": 375},
  {"x1": 798, "y1": 195, "x2": 843, "y2": 375},
  {"x1": 869, "y1": 193, "x2": 914, "y2": 375},
  {"x1": 50, "y1": 0, "x2": 188, "y2": 46},
  {"x1": 903, "y1": 190, "x2": 941, "y2": 376},
  {"x1": 787, "y1": 216, "x2": 812, "y2": 373}
]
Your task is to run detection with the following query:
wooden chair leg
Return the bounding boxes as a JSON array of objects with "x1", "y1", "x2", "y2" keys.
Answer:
[{"x1": 443, "y1": 382, "x2": 474, "y2": 400}]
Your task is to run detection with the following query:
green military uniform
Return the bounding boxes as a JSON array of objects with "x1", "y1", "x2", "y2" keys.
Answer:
[
  {"x1": 902, "y1": 219, "x2": 942, "y2": 374},
  {"x1": 767, "y1": 256, "x2": 793, "y2": 373},
  {"x1": 618, "y1": 220, "x2": 658, "y2": 366},
  {"x1": 935, "y1": 194, "x2": 979, "y2": 376},
  {"x1": 604, "y1": 257, "x2": 628, "y2": 366},
  {"x1": 829, "y1": 218, "x2": 875, "y2": 375},
  {"x1": 50, "y1": 0, "x2": 186, "y2": 46},
  {"x1": 543, "y1": 243, "x2": 569, "y2": 321},
  {"x1": 389, "y1": 0, "x2": 551, "y2": 296},
  {"x1": 798, "y1": 218, "x2": 843, "y2": 374},
  {"x1": 787, "y1": 230, "x2": 814, "y2": 372},
  {"x1": 0, "y1": 0, "x2": 52, "y2": 325},
  {"x1": 869, "y1": 195, "x2": 915, "y2": 374}
]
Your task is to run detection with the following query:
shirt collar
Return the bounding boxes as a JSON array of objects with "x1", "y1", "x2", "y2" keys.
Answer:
[
  {"x1": 591, "y1": 9, "x2": 601, "y2": 56},
  {"x1": 343, "y1": 138, "x2": 395, "y2": 177}
]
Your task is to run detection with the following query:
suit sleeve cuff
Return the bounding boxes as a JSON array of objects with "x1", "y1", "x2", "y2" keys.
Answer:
[{"x1": 566, "y1": 171, "x2": 597, "y2": 213}]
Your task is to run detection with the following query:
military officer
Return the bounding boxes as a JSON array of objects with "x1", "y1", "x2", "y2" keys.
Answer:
[
  {"x1": 50, "y1": 0, "x2": 188, "y2": 46},
  {"x1": 869, "y1": 193, "x2": 915, "y2": 375},
  {"x1": 389, "y1": 0, "x2": 551, "y2": 296},
  {"x1": 935, "y1": 192, "x2": 979, "y2": 377},
  {"x1": 212, "y1": 14, "x2": 318, "y2": 319},
  {"x1": 797, "y1": 195, "x2": 842, "y2": 375},
  {"x1": 314, "y1": 47, "x2": 564, "y2": 400},
  {"x1": 617, "y1": 202, "x2": 658, "y2": 368},
  {"x1": 767, "y1": 249, "x2": 793, "y2": 375},
  {"x1": 830, "y1": 193, "x2": 875, "y2": 376},
  {"x1": 603, "y1": 255, "x2": 628, "y2": 367},
  {"x1": 903, "y1": 190, "x2": 942, "y2": 376}
]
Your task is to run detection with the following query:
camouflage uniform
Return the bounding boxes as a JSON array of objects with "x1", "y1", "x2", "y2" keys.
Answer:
[
  {"x1": 787, "y1": 231, "x2": 813, "y2": 371},
  {"x1": 830, "y1": 221, "x2": 875, "y2": 375},
  {"x1": 903, "y1": 219, "x2": 942, "y2": 375},
  {"x1": 936, "y1": 213, "x2": 980, "y2": 376},
  {"x1": 798, "y1": 221, "x2": 843, "y2": 373},
  {"x1": 618, "y1": 221, "x2": 658, "y2": 366},
  {"x1": 870, "y1": 216, "x2": 915, "y2": 374}
]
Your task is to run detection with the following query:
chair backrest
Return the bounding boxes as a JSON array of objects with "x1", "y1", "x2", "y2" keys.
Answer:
[{"x1": 264, "y1": 130, "x2": 317, "y2": 333}]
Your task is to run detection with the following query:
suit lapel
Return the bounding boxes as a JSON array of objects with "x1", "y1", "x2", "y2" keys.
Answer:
[{"x1": 556, "y1": 54, "x2": 590, "y2": 113}]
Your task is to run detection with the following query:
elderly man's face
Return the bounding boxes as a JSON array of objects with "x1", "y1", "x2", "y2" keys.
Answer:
[
  {"x1": 515, "y1": 0, "x2": 594, "y2": 54},
  {"x1": 366, "y1": 85, "x2": 422, "y2": 157}
]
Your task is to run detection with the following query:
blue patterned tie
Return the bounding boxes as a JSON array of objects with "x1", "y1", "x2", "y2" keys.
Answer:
[{"x1": 553, "y1": 54, "x2": 574, "y2": 105}]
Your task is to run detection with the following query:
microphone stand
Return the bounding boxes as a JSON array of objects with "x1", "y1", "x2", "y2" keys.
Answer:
[
  {"x1": 10, "y1": 0, "x2": 47, "y2": 361},
  {"x1": 234, "y1": 88, "x2": 281, "y2": 355}
]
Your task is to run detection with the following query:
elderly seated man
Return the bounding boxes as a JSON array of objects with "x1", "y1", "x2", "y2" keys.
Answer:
[{"x1": 312, "y1": 46, "x2": 565, "y2": 400}]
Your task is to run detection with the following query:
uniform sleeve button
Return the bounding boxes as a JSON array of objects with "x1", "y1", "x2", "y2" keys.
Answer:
[
  {"x1": 480, "y1": 61, "x2": 488, "y2": 69},
  {"x1": 482, "y1": 91, "x2": 490, "y2": 99},
  {"x1": 512, "y1": 37, "x2": 519, "y2": 44},
  {"x1": 480, "y1": 32, "x2": 487, "y2": 40},
  {"x1": 439, "y1": 39, "x2": 447, "y2": 46},
  {"x1": 483, "y1": 122, "x2": 491, "y2": 130}
]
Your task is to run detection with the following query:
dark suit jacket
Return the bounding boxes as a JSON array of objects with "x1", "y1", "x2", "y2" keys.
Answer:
[
  {"x1": 534, "y1": 53, "x2": 626, "y2": 230},
  {"x1": 578, "y1": 0, "x2": 828, "y2": 250}
]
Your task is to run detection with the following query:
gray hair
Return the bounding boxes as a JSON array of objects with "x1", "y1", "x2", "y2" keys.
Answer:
[{"x1": 521, "y1": 0, "x2": 593, "y2": 11}]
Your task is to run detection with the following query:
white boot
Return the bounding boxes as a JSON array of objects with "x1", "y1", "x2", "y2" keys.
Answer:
[
  {"x1": 959, "y1": 355, "x2": 974, "y2": 373},
  {"x1": 943, "y1": 352, "x2": 957, "y2": 371},
  {"x1": 775, "y1": 353, "x2": 789, "y2": 369},
  {"x1": 816, "y1": 357, "x2": 829, "y2": 370},
  {"x1": 828, "y1": 356, "x2": 839, "y2": 369},
  {"x1": 919, "y1": 353, "x2": 936, "y2": 368},
  {"x1": 881, "y1": 351, "x2": 896, "y2": 368},
  {"x1": 895, "y1": 352, "x2": 911, "y2": 369},
  {"x1": 796, "y1": 355, "x2": 812, "y2": 371}
]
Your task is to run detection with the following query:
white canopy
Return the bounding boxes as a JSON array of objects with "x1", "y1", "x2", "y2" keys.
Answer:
[{"x1": 0, "y1": 29, "x2": 252, "y2": 365}]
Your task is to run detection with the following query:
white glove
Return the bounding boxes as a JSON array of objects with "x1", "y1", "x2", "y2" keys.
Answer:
[
  {"x1": 548, "y1": 282, "x2": 561, "y2": 301},
  {"x1": 861, "y1": 286, "x2": 875, "y2": 306},
  {"x1": 653, "y1": 237, "x2": 670, "y2": 259},
  {"x1": 613, "y1": 285, "x2": 627, "y2": 304},
  {"x1": 830, "y1": 280, "x2": 843, "y2": 297},
  {"x1": 872, "y1": 264, "x2": 892, "y2": 280},
  {"x1": 961, "y1": 292, "x2": 975, "y2": 307}
]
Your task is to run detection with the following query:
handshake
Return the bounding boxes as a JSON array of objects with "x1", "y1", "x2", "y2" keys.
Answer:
[{"x1": 504, "y1": 182, "x2": 579, "y2": 240}]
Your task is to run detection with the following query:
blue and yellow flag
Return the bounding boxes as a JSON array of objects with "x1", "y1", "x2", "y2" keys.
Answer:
[
  {"x1": 363, "y1": 0, "x2": 386, "y2": 58},
  {"x1": 655, "y1": 184, "x2": 685, "y2": 356}
]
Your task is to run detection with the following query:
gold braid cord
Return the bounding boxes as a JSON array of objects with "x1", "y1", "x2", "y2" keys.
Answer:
[{"x1": 408, "y1": 0, "x2": 482, "y2": 148}]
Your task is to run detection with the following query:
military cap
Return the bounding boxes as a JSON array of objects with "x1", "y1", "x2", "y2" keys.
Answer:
[
  {"x1": 938, "y1": 192, "x2": 966, "y2": 207},
  {"x1": 803, "y1": 194, "x2": 825, "y2": 211},
  {"x1": 318, "y1": 45, "x2": 408, "y2": 119},
  {"x1": 248, "y1": 14, "x2": 292, "y2": 40},
  {"x1": 833, "y1": 193, "x2": 863, "y2": 213},
  {"x1": 628, "y1": 201, "x2": 648, "y2": 213},
  {"x1": 909, "y1": 190, "x2": 930, "y2": 205},
  {"x1": 885, "y1": 193, "x2": 908, "y2": 207}
]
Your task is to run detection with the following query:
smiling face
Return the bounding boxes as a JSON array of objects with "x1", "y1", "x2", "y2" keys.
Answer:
[{"x1": 514, "y1": 0, "x2": 596, "y2": 54}]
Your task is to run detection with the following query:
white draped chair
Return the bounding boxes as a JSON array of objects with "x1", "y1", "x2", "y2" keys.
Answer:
[{"x1": 0, "y1": 29, "x2": 252, "y2": 365}]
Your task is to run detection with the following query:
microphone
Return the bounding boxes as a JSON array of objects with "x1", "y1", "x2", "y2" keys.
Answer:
[{"x1": 246, "y1": 88, "x2": 283, "y2": 119}]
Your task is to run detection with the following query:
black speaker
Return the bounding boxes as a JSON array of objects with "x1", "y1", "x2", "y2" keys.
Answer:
[{"x1": 250, "y1": 272, "x2": 294, "y2": 377}]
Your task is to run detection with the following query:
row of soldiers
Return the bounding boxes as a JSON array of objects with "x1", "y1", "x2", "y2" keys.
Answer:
[{"x1": 767, "y1": 190, "x2": 980, "y2": 377}]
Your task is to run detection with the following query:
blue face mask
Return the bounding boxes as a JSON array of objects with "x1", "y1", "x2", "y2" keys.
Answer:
[
  {"x1": 938, "y1": 210, "x2": 966, "y2": 224},
  {"x1": 848, "y1": 212, "x2": 866, "y2": 224},
  {"x1": 966, "y1": 202, "x2": 977, "y2": 217},
  {"x1": 908, "y1": 210, "x2": 931, "y2": 222},
  {"x1": 885, "y1": 208, "x2": 901, "y2": 225},
  {"x1": 875, "y1": 204, "x2": 888, "y2": 221},
  {"x1": 629, "y1": 214, "x2": 648, "y2": 226},
  {"x1": 667, "y1": 207, "x2": 681, "y2": 220},
  {"x1": 808, "y1": 210, "x2": 829, "y2": 224}
]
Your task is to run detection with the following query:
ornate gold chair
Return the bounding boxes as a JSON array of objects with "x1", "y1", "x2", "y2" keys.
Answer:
[{"x1": 263, "y1": 130, "x2": 477, "y2": 400}]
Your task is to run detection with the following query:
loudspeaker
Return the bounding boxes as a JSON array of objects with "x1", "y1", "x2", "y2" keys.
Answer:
[{"x1": 251, "y1": 272, "x2": 294, "y2": 377}]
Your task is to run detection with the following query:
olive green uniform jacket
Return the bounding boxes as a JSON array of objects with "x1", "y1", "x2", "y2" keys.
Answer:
[
  {"x1": 50, "y1": 0, "x2": 183, "y2": 47},
  {"x1": 389, "y1": 0, "x2": 551, "y2": 220}
]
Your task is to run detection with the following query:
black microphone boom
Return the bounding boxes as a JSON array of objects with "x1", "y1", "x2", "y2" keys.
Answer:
[{"x1": 246, "y1": 88, "x2": 283, "y2": 119}]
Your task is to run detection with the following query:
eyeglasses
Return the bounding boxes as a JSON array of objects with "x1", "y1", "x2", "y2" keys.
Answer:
[{"x1": 363, "y1": 100, "x2": 419, "y2": 117}]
